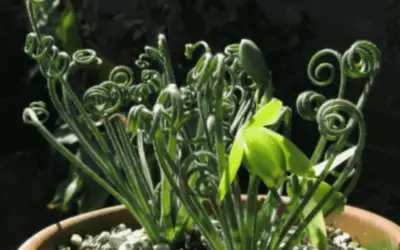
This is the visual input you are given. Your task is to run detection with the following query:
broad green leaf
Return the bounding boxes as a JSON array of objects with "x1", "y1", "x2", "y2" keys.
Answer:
[
  {"x1": 77, "y1": 176, "x2": 110, "y2": 213},
  {"x1": 55, "y1": 0, "x2": 83, "y2": 54},
  {"x1": 308, "y1": 179, "x2": 346, "y2": 214},
  {"x1": 62, "y1": 174, "x2": 83, "y2": 212},
  {"x1": 239, "y1": 39, "x2": 271, "y2": 86},
  {"x1": 77, "y1": 145, "x2": 113, "y2": 212},
  {"x1": 287, "y1": 178, "x2": 346, "y2": 215},
  {"x1": 303, "y1": 199, "x2": 328, "y2": 250},
  {"x1": 47, "y1": 171, "x2": 76, "y2": 210},
  {"x1": 218, "y1": 132, "x2": 245, "y2": 201},
  {"x1": 249, "y1": 98, "x2": 283, "y2": 127},
  {"x1": 266, "y1": 129, "x2": 314, "y2": 177},
  {"x1": 173, "y1": 206, "x2": 193, "y2": 241},
  {"x1": 314, "y1": 146, "x2": 356, "y2": 176},
  {"x1": 55, "y1": 1, "x2": 117, "y2": 82},
  {"x1": 242, "y1": 127, "x2": 286, "y2": 187},
  {"x1": 86, "y1": 41, "x2": 117, "y2": 81}
]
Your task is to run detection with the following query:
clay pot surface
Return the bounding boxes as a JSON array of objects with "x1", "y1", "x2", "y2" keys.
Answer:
[{"x1": 19, "y1": 197, "x2": 400, "y2": 250}]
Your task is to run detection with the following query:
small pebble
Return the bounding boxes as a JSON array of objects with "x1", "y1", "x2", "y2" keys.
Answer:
[
  {"x1": 333, "y1": 228, "x2": 342, "y2": 236},
  {"x1": 58, "y1": 245, "x2": 71, "y2": 250},
  {"x1": 109, "y1": 235, "x2": 127, "y2": 249},
  {"x1": 112, "y1": 223, "x2": 127, "y2": 233},
  {"x1": 117, "y1": 242, "x2": 133, "y2": 250},
  {"x1": 59, "y1": 223, "x2": 364, "y2": 250},
  {"x1": 153, "y1": 243, "x2": 170, "y2": 250},
  {"x1": 100, "y1": 243, "x2": 114, "y2": 250},
  {"x1": 97, "y1": 231, "x2": 111, "y2": 244},
  {"x1": 70, "y1": 234, "x2": 83, "y2": 246},
  {"x1": 348, "y1": 241, "x2": 360, "y2": 248}
]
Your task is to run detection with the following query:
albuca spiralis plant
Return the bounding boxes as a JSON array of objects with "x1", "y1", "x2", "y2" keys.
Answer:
[{"x1": 23, "y1": 0, "x2": 381, "y2": 249}]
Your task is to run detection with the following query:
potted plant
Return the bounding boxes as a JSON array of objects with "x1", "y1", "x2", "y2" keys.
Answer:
[{"x1": 19, "y1": 0, "x2": 400, "y2": 249}]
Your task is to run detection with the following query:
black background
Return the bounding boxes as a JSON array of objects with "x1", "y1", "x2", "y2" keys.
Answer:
[{"x1": 1, "y1": 0, "x2": 400, "y2": 249}]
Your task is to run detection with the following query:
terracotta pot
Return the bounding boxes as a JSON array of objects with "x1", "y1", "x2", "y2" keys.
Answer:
[{"x1": 19, "y1": 197, "x2": 400, "y2": 250}]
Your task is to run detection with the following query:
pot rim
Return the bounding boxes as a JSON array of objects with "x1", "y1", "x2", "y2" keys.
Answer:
[{"x1": 18, "y1": 199, "x2": 400, "y2": 249}]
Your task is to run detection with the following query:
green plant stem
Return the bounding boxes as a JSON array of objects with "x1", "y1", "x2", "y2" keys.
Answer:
[
  {"x1": 274, "y1": 73, "x2": 376, "y2": 249},
  {"x1": 215, "y1": 93, "x2": 238, "y2": 250},
  {"x1": 103, "y1": 120, "x2": 141, "y2": 195},
  {"x1": 283, "y1": 99, "x2": 366, "y2": 249},
  {"x1": 230, "y1": 98, "x2": 253, "y2": 135},
  {"x1": 197, "y1": 92, "x2": 214, "y2": 150},
  {"x1": 255, "y1": 192, "x2": 274, "y2": 249},
  {"x1": 26, "y1": 108, "x2": 161, "y2": 241},
  {"x1": 161, "y1": 133, "x2": 178, "y2": 241},
  {"x1": 154, "y1": 131, "x2": 225, "y2": 250},
  {"x1": 137, "y1": 132, "x2": 155, "y2": 191},
  {"x1": 284, "y1": 151, "x2": 360, "y2": 249},
  {"x1": 26, "y1": 0, "x2": 42, "y2": 41},
  {"x1": 64, "y1": 62, "x2": 115, "y2": 156},
  {"x1": 245, "y1": 174, "x2": 260, "y2": 250},
  {"x1": 55, "y1": 81, "x2": 163, "y2": 240},
  {"x1": 271, "y1": 154, "x2": 336, "y2": 249}
]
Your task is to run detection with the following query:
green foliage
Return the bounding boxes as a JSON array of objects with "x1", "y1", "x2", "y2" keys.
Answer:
[
  {"x1": 218, "y1": 98, "x2": 314, "y2": 202},
  {"x1": 239, "y1": 39, "x2": 272, "y2": 95},
  {"x1": 23, "y1": 0, "x2": 382, "y2": 249},
  {"x1": 55, "y1": 0, "x2": 82, "y2": 54},
  {"x1": 32, "y1": 0, "x2": 119, "y2": 212},
  {"x1": 302, "y1": 198, "x2": 328, "y2": 250}
]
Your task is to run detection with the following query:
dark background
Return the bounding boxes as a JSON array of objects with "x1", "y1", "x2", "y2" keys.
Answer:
[{"x1": 1, "y1": 0, "x2": 400, "y2": 249}]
